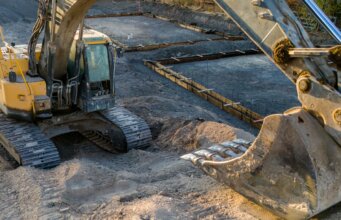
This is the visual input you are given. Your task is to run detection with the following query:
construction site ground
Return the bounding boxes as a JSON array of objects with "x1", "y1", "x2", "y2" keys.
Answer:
[{"x1": 0, "y1": 0, "x2": 340, "y2": 219}]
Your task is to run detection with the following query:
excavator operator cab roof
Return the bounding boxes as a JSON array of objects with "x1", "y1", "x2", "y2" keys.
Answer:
[{"x1": 74, "y1": 29, "x2": 112, "y2": 45}]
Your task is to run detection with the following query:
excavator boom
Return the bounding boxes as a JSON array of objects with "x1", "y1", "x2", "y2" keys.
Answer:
[
  {"x1": 29, "y1": 0, "x2": 97, "y2": 77},
  {"x1": 37, "y1": 0, "x2": 96, "y2": 79},
  {"x1": 182, "y1": 1, "x2": 341, "y2": 219}
]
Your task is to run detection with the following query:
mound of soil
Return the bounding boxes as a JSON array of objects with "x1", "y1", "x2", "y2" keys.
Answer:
[
  {"x1": 0, "y1": 123, "x2": 268, "y2": 220},
  {"x1": 156, "y1": 119, "x2": 255, "y2": 153}
]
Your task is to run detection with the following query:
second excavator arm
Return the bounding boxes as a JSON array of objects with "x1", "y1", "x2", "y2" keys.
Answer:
[{"x1": 182, "y1": 1, "x2": 341, "y2": 219}]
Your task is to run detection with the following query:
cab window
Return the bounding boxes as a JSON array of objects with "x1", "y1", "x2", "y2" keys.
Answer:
[{"x1": 86, "y1": 44, "x2": 110, "y2": 82}]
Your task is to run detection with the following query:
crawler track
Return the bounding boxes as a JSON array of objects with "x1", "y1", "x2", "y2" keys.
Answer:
[
  {"x1": 0, "y1": 113, "x2": 60, "y2": 169},
  {"x1": 81, "y1": 107, "x2": 152, "y2": 152},
  {"x1": 100, "y1": 106, "x2": 152, "y2": 150}
]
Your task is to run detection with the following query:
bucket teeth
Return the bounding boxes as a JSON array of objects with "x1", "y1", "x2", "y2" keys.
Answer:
[
  {"x1": 208, "y1": 145, "x2": 239, "y2": 158},
  {"x1": 193, "y1": 149, "x2": 225, "y2": 161},
  {"x1": 181, "y1": 139, "x2": 254, "y2": 179},
  {"x1": 181, "y1": 153, "x2": 203, "y2": 164},
  {"x1": 220, "y1": 141, "x2": 239, "y2": 148},
  {"x1": 208, "y1": 144, "x2": 225, "y2": 152},
  {"x1": 182, "y1": 139, "x2": 251, "y2": 165},
  {"x1": 233, "y1": 139, "x2": 252, "y2": 151},
  {"x1": 181, "y1": 110, "x2": 341, "y2": 219},
  {"x1": 221, "y1": 140, "x2": 249, "y2": 153},
  {"x1": 233, "y1": 139, "x2": 252, "y2": 146}
]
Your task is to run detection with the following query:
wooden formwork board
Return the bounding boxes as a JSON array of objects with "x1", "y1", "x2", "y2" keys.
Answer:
[{"x1": 144, "y1": 51, "x2": 264, "y2": 128}]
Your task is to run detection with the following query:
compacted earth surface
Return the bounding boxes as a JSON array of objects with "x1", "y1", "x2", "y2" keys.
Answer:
[{"x1": 0, "y1": 0, "x2": 340, "y2": 219}]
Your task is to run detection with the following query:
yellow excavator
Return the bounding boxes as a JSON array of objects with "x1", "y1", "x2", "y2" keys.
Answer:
[
  {"x1": 182, "y1": 0, "x2": 341, "y2": 219},
  {"x1": 0, "y1": 0, "x2": 152, "y2": 168}
]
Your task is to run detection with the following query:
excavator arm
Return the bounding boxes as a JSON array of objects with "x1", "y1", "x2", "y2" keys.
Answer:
[
  {"x1": 39, "y1": 0, "x2": 96, "y2": 79},
  {"x1": 182, "y1": 1, "x2": 341, "y2": 219},
  {"x1": 213, "y1": 0, "x2": 340, "y2": 86},
  {"x1": 28, "y1": 0, "x2": 96, "y2": 79}
]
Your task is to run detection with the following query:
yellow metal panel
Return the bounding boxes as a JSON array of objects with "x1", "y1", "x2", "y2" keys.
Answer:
[
  {"x1": 0, "y1": 79, "x2": 47, "y2": 112},
  {"x1": 0, "y1": 58, "x2": 29, "y2": 78},
  {"x1": 86, "y1": 40, "x2": 108, "y2": 45}
]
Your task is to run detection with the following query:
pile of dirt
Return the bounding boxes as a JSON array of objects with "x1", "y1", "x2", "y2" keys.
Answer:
[
  {"x1": 0, "y1": 126, "x2": 270, "y2": 220},
  {"x1": 156, "y1": 119, "x2": 255, "y2": 153},
  {"x1": 0, "y1": 91, "x2": 262, "y2": 219}
]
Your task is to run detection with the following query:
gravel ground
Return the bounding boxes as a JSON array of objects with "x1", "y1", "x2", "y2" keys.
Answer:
[
  {"x1": 89, "y1": 0, "x2": 242, "y2": 36},
  {"x1": 85, "y1": 16, "x2": 222, "y2": 46},
  {"x1": 170, "y1": 54, "x2": 299, "y2": 116}
]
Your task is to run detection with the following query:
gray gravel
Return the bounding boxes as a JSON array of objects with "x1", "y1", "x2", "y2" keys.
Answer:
[
  {"x1": 90, "y1": 0, "x2": 242, "y2": 36},
  {"x1": 171, "y1": 54, "x2": 300, "y2": 116},
  {"x1": 0, "y1": 0, "x2": 37, "y2": 45},
  {"x1": 85, "y1": 16, "x2": 222, "y2": 47}
]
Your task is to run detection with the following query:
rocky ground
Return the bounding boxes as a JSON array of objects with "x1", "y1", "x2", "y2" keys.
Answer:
[{"x1": 0, "y1": 0, "x2": 340, "y2": 219}]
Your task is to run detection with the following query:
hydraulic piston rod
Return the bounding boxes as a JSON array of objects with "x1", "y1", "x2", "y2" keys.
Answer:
[{"x1": 303, "y1": 0, "x2": 341, "y2": 43}]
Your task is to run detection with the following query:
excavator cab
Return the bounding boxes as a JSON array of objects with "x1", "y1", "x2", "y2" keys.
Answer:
[{"x1": 68, "y1": 29, "x2": 116, "y2": 113}]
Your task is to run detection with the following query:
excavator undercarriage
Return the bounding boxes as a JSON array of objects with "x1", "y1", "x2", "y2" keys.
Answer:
[{"x1": 0, "y1": 106, "x2": 152, "y2": 168}]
